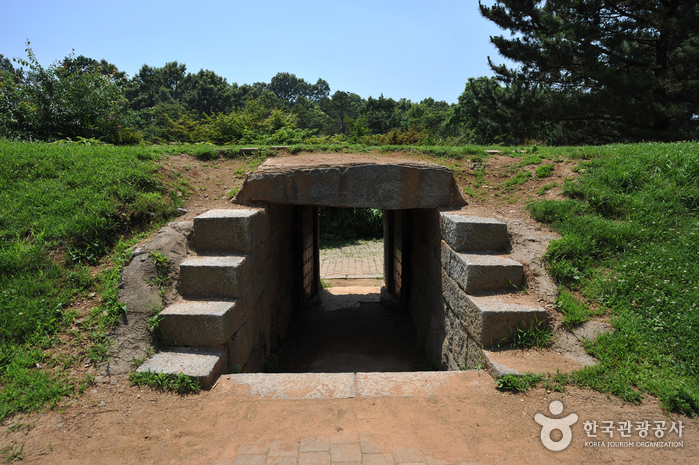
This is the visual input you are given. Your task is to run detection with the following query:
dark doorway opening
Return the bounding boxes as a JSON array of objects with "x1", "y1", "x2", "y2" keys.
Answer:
[
  {"x1": 267, "y1": 207, "x2": 424, "y2": 373},
  {"x1": 278, "y1": 292, "x2": 422, "y2": 373}
]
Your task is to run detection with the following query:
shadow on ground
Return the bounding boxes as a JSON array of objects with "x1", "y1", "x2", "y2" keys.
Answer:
[{"x1": 271, "y1": 287, "x2": 425, "y2": 373}]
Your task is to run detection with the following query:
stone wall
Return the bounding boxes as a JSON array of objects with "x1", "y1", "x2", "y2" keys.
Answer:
[
  {"x1": 221, "y1": 204, "x2": 297, "y2": 372},
  {"x1": 406, "y1": 209, "x2": 487, "y2": 371}
]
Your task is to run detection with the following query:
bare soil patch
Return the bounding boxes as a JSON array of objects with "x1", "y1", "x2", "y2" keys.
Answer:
[{"x1": 4, "y1": 374, "x2": 696, "y2": 464}]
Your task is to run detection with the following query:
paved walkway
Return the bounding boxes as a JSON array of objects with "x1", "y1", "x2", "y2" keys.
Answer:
[
  {"x1": 320, "y1": 239, "x2": 383, "y2": 280},
  {"x1": 230, "y1": 432, "x2": 457, "y2": 465}
]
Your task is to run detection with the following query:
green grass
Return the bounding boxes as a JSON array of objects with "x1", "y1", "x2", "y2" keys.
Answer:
[
  {"x1": 503, "y1": 170, "x2": 532, "y2": 190},
  {"x1": 496, "y1": 373, "x2": 543, "y2": 393},
  {"x1": 0, "y1": 141, "x2": 179, "y2": 421},
  {"x1": 536, "y1": 182, "x2": 558, "y2": 195},
  {"x1": 498, "y1": 317, "x2": 554, "y2": 349},
  {"x1": 128, "y1": 370, "x2": 200, "y2": 394},
  {"x1": 556, "y1": 289, "x2": 595, "y2": 329},
  {"x1": 535, "y1": 163, "x2": 555, "y2": 178},
  {"x1": 0, "y1": 443, "x2": 24, "y2": 462},
  {"x1": 527, "y1": 141, "x2": 699, "y2": 414}
]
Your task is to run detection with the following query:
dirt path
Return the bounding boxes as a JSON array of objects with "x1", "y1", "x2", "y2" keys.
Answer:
[
  {"x1": 2, "y1": 150, "x2": 697, "y2": 464},
  {"x1": 4, "y1": 374, "x2": 696, "y2": 464}
]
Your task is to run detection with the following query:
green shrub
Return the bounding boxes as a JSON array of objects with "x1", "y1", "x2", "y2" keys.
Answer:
[
  {"x1": 535, "y1": 163, "x2": 554, "y2": 178},
  {"x1": 319, "y1": 208, "x2": 384, "y2": 240},
  {"x1": 3, "y1": 42, "x2": 140, "y2": 144}
]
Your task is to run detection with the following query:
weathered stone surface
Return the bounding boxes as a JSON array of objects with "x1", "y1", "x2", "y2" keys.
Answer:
[
  {"x1": 104, "y1": 221, "x2": 192, "y2": 375},
  {"x1": 179, "y1": 255, "x2": 249, "y2": 299},
  {"x1": 483, "y1": 352, "x2": 522, "y2": 378},
  {"x1": 441, "y1": 269, "x2": 467, "y2": 322},
  {"x1": 355, "y1": 372, "x2": 477, "y2": 397},
  {"x1": 330, "y1": 443, "x2": 362, "y2": 462},
  {"x1": 227, "y1": 373, "x2": 357, "y2": 399},
  {"x1": 300, "y1": 437, "x2": 330, "y2": 453},
  {"x1": 464, "y1": 294, "x2": 547, "y2": 348},
  {"x1": 234, "y1": 154, "x2": 466, "y2": 209},
  {"x1": 229, "y1": 322, "x2": 253, "y2": 370},
  {"x1": 444, "y1": 246, "x2": 523, "y2": 293},
  {"x1": 194, "y1": 208, "x2": 266, "y2": 253},
  {"x1": 440, "y1": 214, "x2": 509, "y2": 252},
  {"x1": 136, "y1": 347, "x2": 226, "y2": 388},
  {"x1": 159, "y1": 300, "x2": 240, "y2": 346}
]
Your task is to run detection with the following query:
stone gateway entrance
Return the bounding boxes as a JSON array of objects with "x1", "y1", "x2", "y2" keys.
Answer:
[{"x1": 135, "y1": 154, "x2": 546, "y2": 387}]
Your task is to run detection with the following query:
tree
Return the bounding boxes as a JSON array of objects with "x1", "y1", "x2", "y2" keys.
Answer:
[
  {"x1": 60, "y1": 55, "x2": 128, "y2": 85},
  {"x1": 126, "y1": 61, "x2": 187, "y2": 110},
  {"x1": 293, "y1": 96, "x2": 330, "y2": 132},
  {"x1": 0, "y1": 54, "x2": 25, "y2": 138},
  {"x1": 181, "y1": 69, "x2": 233, "y2": 117},
  {"x1": 405, "y1": 98, "x2": 454, "y2": 137},
  {"x1": 268, "y1": 72, "x2": 309, "y2": 106},
  {"x1": 480, "y1": 0, "x2": 699, "y2": 142},
  {"x1": 363, "y1": 95, "x2": 397, "y2": 134},
  {"x1": 3, "y1": 42, "x2": 139, "y2": 143},
  {"x1": 321, "y1": 91, "x2": 362, "y2": 134},
  {"x1": 267, "y1": 73, "x2": 331, "y2": 106}
]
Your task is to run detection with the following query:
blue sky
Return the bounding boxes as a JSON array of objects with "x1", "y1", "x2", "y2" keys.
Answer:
[{"x1": 1, "y1": 0, "x2": 510, "y2": 103}]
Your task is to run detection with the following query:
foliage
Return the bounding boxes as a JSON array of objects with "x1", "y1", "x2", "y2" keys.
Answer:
[
  {"x1": 1, "y1": 42, "x2": 141, "y2": 143},
  {"x1": 480, "y1": 1, "x2": 699, "y2": 142},
  {"x1": 528, "y1": 141, "x2": 699, "y2": 414},
  {"x1": 128, "y1": 370, "x2": 200, "y2": 394},
  {"x1": 496, "y1": 373, "x2": 543, "y2": 393},
  {"x1": 319, "y1": 208, "x2": 384, "y2": 240},
  {"x1": 555, "y1": 288, "x2": 594, "y2": 329},
  {"x1": 535, "y1": 163, "x2": 554, "y2": 178},
  {"x1": 363, "y1": 125, "x2": 429, "y2": 146},
  {"x1": 2, "y1": 48, "x2": 477, "y2": 145},
  {"x1": 149, "y1": 99, "x2": 313, "y2": 145},
  {"x1": 498, "y1": 317, "x2": 553, "y2": 349}
]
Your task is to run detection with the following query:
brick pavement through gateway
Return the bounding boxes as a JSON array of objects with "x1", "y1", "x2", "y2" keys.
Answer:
[
  {"x1": 319, "y1": 240, "x2": 384, "y2": 280},
  {"x1": 228, "y1": 433, "x2": 465, "y2": 465}
]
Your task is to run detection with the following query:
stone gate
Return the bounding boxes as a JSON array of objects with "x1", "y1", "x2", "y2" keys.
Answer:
[{"x1": 135, "y1": 154, "x2": 546, "y2": 387}]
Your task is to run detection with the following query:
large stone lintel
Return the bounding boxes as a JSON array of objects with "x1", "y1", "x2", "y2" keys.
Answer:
[{"x1": 234, "y1": 155, "x2": 467, "y2": 209}]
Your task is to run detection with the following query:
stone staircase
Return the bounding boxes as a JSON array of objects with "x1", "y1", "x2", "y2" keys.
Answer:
[
  {"x1": 135, "y1": 210, "x2": 551, "y2": 389},
  {"x1": 136, "y1": 209, "x2": 263, "y2": 388},
  {"x1": 438, "y1": 214, "x2": 548, "y2": 374}
]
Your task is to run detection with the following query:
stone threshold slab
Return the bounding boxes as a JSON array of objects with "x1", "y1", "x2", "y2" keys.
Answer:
[{"x1": 226, "y1": 371, "x2": 484, "y2": 399}]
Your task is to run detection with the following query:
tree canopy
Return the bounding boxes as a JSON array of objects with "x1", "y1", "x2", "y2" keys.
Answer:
[{"x1": 479, "y1": 0, "x2": 699, "y2": 142}]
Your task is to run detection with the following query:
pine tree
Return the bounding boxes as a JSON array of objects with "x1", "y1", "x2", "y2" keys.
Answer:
[{"x1": 480, "y1": 0, "x2": 699, "y2": 142}]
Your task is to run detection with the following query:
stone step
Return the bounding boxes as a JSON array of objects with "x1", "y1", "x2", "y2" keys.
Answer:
[
  {"x1": 136, "y1": 347, "x2": 226, "y2": 389},
  {"x1": 159, "y1": 300, "x2": 241, "y2": 346},
  {"x1": 227, "y1": 371, "x2": 482, "y2": 399},
  {"x1": 193, "y1": 209, "x2": 265, "y2": 254},
  {"x1": 441, "y1": 214, "x2": 509, "y2": 252},
  {"x1": 464, "y1": 293, "x2": 548, "y2": 349},
  {"x1": 442, "y1": 246, "x2": 523, "y2": 293},
  {"x1": 179, "y1": 255, "x2": 249, "y2": 299},
  {"x1": 483, "y1": 348, "x2": 592, "y2": 378}
]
